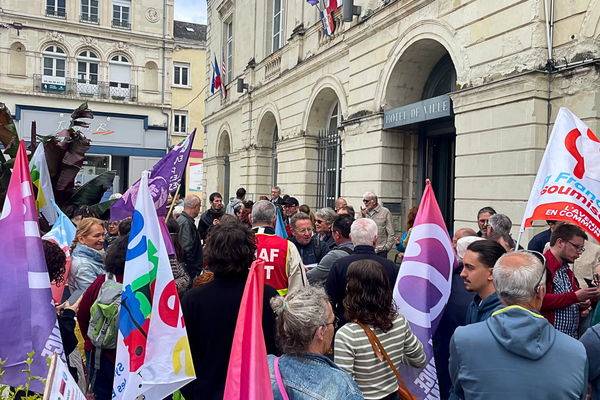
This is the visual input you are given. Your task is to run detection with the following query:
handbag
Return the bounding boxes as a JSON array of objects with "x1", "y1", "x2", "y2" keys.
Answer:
[{"x1": 354, "y1": 320, "x2": 418, "y2": 400}]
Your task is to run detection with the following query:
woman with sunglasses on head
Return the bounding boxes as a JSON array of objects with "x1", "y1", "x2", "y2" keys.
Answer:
[
  {"x1": 69, "y1": 218, "x2": 106, "y2": 292},
  {"x1": 268, "y1": 286, "x2": 363, "y2": 400},
  {"x1": 335, "y1": 259, "x2": 426, "y2": 400},
  {"x1": 315, "y1": 208, "x2": 337, "y2": 250}
]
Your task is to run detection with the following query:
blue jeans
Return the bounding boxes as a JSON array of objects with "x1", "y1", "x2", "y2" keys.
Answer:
[{"x1": 85, "y1": 349, "x2": 114, "y2": 400}]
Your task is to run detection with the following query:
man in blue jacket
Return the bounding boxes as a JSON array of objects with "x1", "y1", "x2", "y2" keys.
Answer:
[
  {"x1": 460, "y1": 240, "x2": 506, "y2": 324},
  {"x1": 450, "y1": 251, "x2": 588, "y2": 400}
]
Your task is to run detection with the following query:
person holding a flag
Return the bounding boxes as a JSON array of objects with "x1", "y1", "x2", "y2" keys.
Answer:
[{"x1": 335, "y1": 259, "x2": 426, "y2": 400}]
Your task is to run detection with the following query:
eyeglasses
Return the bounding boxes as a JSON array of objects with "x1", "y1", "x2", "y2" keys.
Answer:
[
  {"x1": 293, "y1": 228, "x2": 312, "y2": 234},
  {"x1": 108, "y1": 221, "x2": 119, "y2": 226},
  {"x1": 315, "y1": 219, "x2": 325, "y2": 224},
  {"x1": 283, "y1": 205, "x2": 296, "y2": 209},
  {"x1": 363, "y1": 199, "x2": 371, "y2": 203},
  {"x1": 566, "y1": 240, "x2": 586, "y2": 253},
  {"x1": 324, "y1": 316, "x2": 339, "y2": 329},
  {"x1": 526, "y1": 250, "x2": 547, "y2": 292}
]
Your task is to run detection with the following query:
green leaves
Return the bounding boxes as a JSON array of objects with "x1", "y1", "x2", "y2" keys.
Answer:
[
  {"x1": 0, "y1": 104, "x2": 19, "y2": 159},
  {"x1": 63, "y1": 170, "x2": 117, "y2": 210}
]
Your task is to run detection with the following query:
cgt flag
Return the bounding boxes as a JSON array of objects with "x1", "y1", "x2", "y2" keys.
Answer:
[
  {"x1": 0, "y1": 140, "x2": 64, "y2": 393},
  {"x1": 113, "y1": 170, "x2": 195, "y2": 400},
  {"x1": 42, "y1": 200, "x2": 77, "y2": 303},
  {"x1": 223, "y1": 259, "x2": 274, "y2": 400},
  {"x1": 520, "y1": 107, "x2": 600, "y2": 241},
  {"x1": 392, "y1": 181, "x2": 457, "y2": 399}
]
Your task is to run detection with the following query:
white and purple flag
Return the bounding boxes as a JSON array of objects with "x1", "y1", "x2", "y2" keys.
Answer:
[
  {"x1": 393, "y1": 181, "x2": 457, "y2": 399},
  {"x1": 0, "y1": 140, "x2": 64, "y2": 393}
]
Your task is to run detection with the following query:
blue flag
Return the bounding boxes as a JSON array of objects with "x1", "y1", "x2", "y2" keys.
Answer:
[{"x1": 275, "y1": 207, "x2": 287, "y2": 239}]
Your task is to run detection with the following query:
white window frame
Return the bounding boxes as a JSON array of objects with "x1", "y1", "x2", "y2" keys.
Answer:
[
  {"x1": 173, "y1": 112, "x2": 189, "y2": 135},
  {"x1": 271, "y1": 0, "x2": 284, "y2": 53},
  {"x1": 80, "y1": 0, "x2": 99, "y2": 23},
  {"x1": 46, "y1": 0, "x2": 66, "y2": 17},
  {"x1": 112, "y1": 0, "x2": 130, "y2": 28},
  {"x1": 42, "y1": 45, "x2": 66, "y2": 77},
  {"x1": 173, "y1": 62, "x2": 190, "y2": 87},
  {"x1": 77, "y1": 50, "x2": 99, "y2": 85},
  {"x1": 226, "y1": 20, "x2": 233, "y2": 84}
]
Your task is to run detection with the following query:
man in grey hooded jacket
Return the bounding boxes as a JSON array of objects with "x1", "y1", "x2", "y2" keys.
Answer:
[
  {"x1": 450, "y1": 251, "x2": 588, "y2": 400},
  {"x1": 225, "y1": 187, "x2": 246, "y2": 216}
]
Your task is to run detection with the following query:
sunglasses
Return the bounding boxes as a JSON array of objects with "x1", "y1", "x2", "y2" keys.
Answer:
[
  {"x1": 315, "y1": 219, "x2": 325, "y2": 224},
  {"x1": 363, "y1": 199, "x2": 371, "y2": 203}
]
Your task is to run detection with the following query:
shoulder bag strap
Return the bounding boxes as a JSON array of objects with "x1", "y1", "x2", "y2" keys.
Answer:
[
  {"x1": 274, "y1": 357, "x2": 290, "y2": 400},
  {"x1": 354, "y1": 320, "x2": 417, "y2": 400}
]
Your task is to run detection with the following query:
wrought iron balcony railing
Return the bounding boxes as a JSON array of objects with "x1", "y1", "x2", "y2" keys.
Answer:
[
  {"x1": 80, "y1": 13, "x2": 99, "y2": 24},
  {"x1": 112, "y1": 19, "x2": 131, "y2": 29},
  {"x1": 46, "y1": 9, "x2": 67, "y2": 18},
  {"x1": 34, "y1": 74, "x2": 138, "y2": 102}
]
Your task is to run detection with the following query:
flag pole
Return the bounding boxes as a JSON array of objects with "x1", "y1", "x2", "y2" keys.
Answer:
[
  {"x1": 166, "y1": 184, "x2": 182, "y2": 221},
  {"x1": 515, "y1": 230, "x2": 523, "y2": 250}
]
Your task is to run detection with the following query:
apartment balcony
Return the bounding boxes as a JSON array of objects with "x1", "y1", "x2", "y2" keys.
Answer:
[
  {"x1": 80, "y1": 14, "x2": 99, "y2": 24},
  {"x1": 46, "y1": 9, "x2": 67, "y2": 18},
  {"x1": 112, "y1": 19, "x2": 131, "y2": 29},
  {"x1": 33, "y1": 74, "x2": 138, "y2": 102}
]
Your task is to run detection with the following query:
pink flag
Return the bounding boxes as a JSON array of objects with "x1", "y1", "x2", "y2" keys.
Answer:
[
  {"x1": 223, "y1": 259, "x2": 274, "y2": 400},
  {"x1": 392, "y1": 180, "x2": 457, "y2": 399}
]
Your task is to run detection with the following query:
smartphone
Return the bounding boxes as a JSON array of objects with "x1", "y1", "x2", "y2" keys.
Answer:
[
  {"x1": 65, "y1": 289, "x2": 84, "y2": 307},
  {"x1": 584, "y1": 278, "x2": 597, "y2": 288}
]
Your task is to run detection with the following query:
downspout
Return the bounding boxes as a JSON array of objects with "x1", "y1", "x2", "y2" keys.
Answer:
[{"x1": 161, "y1": 0, "x2": 170, "y2": 150}]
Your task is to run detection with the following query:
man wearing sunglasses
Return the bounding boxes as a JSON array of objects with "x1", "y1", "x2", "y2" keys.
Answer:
[
  {"x1": 450, "y1": 252, "x2": 588, "y2": 400},
  {"x1": 542, "y1": 223, "x2": 600, "y2": 338},
  {"x1": 360, "y1": 191, "x2": 394, "y2": 258}
]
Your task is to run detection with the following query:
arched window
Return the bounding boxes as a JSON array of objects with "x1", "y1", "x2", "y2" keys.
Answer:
[
  {"x1": 144, "y1": 61, "x2": 158, "y2": 91},
  {"x1": 327, "y1": 101, "x2": 341, "y2": 132},
  {"x1": 77, "y1": 50, "x2": 99, "y2": 84},
  {"x1": 10, "y1": 42, "x2": 26, "y2": 76},
  {"x1": 109, "y1": 54, "x2": 131, "y2": 99},
  {"x1": 43, "y1": 45, "x2": 66, "y2": 78}
]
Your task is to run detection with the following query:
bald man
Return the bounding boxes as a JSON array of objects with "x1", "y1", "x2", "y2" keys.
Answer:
[
  {"x1": 452, "y1": 228, "x2": 477, "y2": 255},
  {"x1": 177, "y1": 195, "x2": 203, "y2": 278}
]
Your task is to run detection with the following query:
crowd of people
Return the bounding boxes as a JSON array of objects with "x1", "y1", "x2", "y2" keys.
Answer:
[{"x1": 39, "y1": 188, "x2": 600, "y2": 400}]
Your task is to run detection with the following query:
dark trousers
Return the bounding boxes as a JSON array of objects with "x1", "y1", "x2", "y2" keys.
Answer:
[
  {"x1": 379, "y1": 391, "x2": 401, "y2": 400},
  {"x1": 85, "y1": 350, "x2": 114, "y2": 400}
]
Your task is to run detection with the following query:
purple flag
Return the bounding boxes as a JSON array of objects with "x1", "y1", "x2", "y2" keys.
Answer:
[
  {"x1": 392, "y1": 181, "x2": 457, "y2": 399},
  {"x1": 111, "y1": 128, "x2": 196, "y2": 222},
  {"x1": 0, "y1": 141, "x2": 64, "y2": 393}
]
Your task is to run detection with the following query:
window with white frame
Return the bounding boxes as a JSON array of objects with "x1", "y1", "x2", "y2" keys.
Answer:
[
  {"x1": 77, "y1": 50, "x2": 99, "y2": 84},
  {"x1": 43, "y1": 45, "x2": 66, "y2": 77},
  {"x1": 46, "y1": 0, "x2": 66, "y2": 18},
  {"x1": 112, "y1": 0, "x2": 130, "y2": 28},
  {"x1": 174, "y1": 112, "x2": 188, "y2": 134},
  {"x1": 109, "y1": 54, "x2": 131, "y2": 99},
  {"x1": 173, "y1": 63, "x2": 190, "y2": 87},
  {"x1": 226, "y1": 20, "x2": 233, "y2": 84},
  {"x1": 80, "y1": 0, "x2": 99, "y2": 23},
  {"x1": 272, "y1": 0, "x2": 284, "y2": 53}
]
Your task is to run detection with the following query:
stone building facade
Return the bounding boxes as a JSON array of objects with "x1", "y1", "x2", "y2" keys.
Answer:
[
  {"x1": 172, "y1": 20, "x2": 206, "y2": 198},
  {"x1": 0, "y1": 0, "x2": 175, "y2": 192},
  {"x1": 202, "y1": 0, "x2": 600, "y2": 241}
]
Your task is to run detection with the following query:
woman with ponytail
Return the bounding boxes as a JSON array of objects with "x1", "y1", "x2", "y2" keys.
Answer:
[{"x1": 68, "y1": 217, "x2": 106, "y2": 291}]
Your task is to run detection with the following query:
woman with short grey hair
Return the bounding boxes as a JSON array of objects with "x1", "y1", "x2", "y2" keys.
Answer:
[
  {"x1": 315, "y1": 208, "x2": 337, "y2": 249},
  {"x1": 268, "y1": 286, "x2": 364, "y2": 400}
]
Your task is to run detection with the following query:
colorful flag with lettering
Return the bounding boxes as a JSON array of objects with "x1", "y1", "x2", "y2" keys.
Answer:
[
  {"x1": 223, "y1": 259, "x2": 274, "y2": 400},
  {"x1": 392, "y1": 181, "x2": 457, "y2": 399},
  {"x1": 29, "y1": 143, "x2": 58, "y2": 225},
  {"x1": 111, "y1": 129, "x2": 195, "y2": 222},
  {"x1": 113, "y1": 170, "x2": 195, "y2": 400},
  {"x1": 42, "y1": 200, "x2": 77, "y2": 303},
  {"x1": 0, "y1": 140, "x2": 64, "y2": 393},
  {"x1": 520, "y1": 107, "x2": 600, "y2": 241}
]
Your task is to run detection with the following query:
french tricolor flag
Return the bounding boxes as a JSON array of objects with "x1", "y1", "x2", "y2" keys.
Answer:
[
  {"x1": 320, "y1": 8, "x2": 334, "y2": 36},
  {"x1": 327, "y1": 0, "x2": 343, "y2": 11},
  {"x1": 211, "y1": 55, "x2": 222, "y2": 96}
]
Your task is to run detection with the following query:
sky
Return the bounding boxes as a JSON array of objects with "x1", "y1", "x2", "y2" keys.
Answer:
[{"x1": 174, "y1": 0, "x2": 207, "y2": 25}]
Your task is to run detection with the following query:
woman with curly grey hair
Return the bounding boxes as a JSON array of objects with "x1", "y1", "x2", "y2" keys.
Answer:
[
  {"x1": 268, "y1": 286, "x2": 364, "y2": 399},
  {"x1": 315, "y1": 208, "x2": 337, "y2": 249}
]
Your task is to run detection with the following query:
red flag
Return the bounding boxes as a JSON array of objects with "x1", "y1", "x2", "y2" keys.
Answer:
[{"x1": 223, "y1": 259, "x2": 274, "y2": 400}]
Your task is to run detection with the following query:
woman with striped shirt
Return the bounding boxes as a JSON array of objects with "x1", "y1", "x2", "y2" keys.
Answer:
[{"x1": 334, "y1": 259, "x2": 427, "y2": 400}]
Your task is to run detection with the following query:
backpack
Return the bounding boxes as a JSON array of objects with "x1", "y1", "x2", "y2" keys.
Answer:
[
  {"x1": 311, "y1": 235, "x2": 322, "y2": 262},
  {"x1": 87, "y1": 273, "x2": 122, "y2": 377}
]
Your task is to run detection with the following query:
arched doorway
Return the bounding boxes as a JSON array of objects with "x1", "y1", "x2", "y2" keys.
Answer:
[
  {"x1": 217, "y1": 132, "x2": 231, "y2": 205},
  {"x1": 257, "y1": 111, "x2": 279, "y2": 192},
  {"x1": 384, "y1": 40, "x2": 457, "y2": 230},
  {"x1": 306, "y1": 87, "x2": 343, "y2": 209}
]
